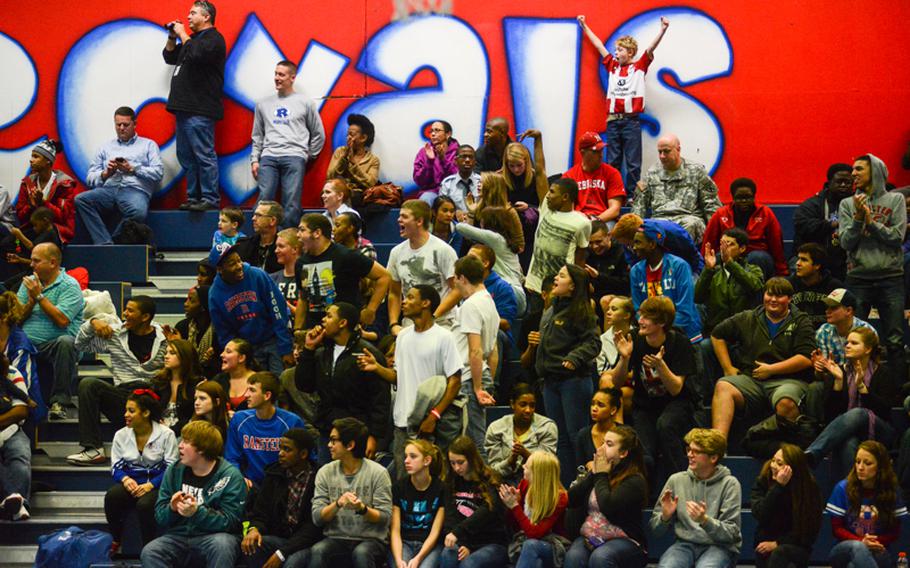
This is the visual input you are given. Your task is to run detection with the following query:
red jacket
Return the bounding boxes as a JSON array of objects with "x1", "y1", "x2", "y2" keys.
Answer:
[
  {"x1": 703, "y1": 203, "x2": 788, "y2": 275},
  {"x1": 506, "y1": 479, "x2": 568, "y2": 539},
  {"x1": 16, "y1": 170, "x2": 78, "y2": 243}
]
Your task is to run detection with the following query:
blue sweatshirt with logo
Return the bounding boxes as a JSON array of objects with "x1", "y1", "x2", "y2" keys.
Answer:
[{"x1": 224, "y1": 408, "x2": 306, "y2": 485}]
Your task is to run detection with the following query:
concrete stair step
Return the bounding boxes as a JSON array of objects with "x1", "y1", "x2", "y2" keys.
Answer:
[
  {"x1": 37, "y1": 441, "x2": 114, "y2": 459},
  {"x1": 0, "y1": 545, "x2": 38, "y2": 568},
  {"x1": 30, "y1": 491, "x2": 106, "y2": 511}
]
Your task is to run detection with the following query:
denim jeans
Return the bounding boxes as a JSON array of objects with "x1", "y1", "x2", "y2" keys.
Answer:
[
  {"x1": 658, "y1": 542, "x2": 737, "y2": 568},
  {"x1": 745, "y1": 250, "x2": 775, "y2": 281},
  {"x1": 0, "y1": 428, "x2": 30, "y2": 504},
  {"x1": 515, "y1": 538, "x2": 555, "y2": 568},
  {"x1": 462, "y1": 369, "x2": 493, "y2": 459},
  {"x1": 140, "y1": 532, "x2": 240, "y2": 568},
  {"x1": 36, "y1": 335, "x2": 79, "y2": 407},
  {"x1": 806, "y1": 407, "x2": 896, "y2": 477},
  {"x1": 78, "y1": 378, "x2": 148, "y2": 449},
  {"x1": 848, "y1": 275, "x2": 905, "y2": 355},
  {"x1": 252, "y1": 336, "x2": 286, "y2": 376},
  {"x1": 390, "y1": 540, "x2": 441, "y2": 568},
  {"x1": 565, "y1": 536, "x2": 647, "y2": 568},
  {"x1": 828, "y1": 539, "x2": 891, "y2": 568},
  {"x1": 257, "y1": 155, "x2": 306, "y2": 229},
  {"x1": 245, "y1": 535, "x2": 310, "y2": 568},
  {"x1": 542, "y1": 376, "x2": 594, "y2": 486},
  {"x1": 308, "y1": 538, "x2": 387, "y2": 568},
  {"x1": 605, "y1": 116, "x2": 642, "y2": 197},
  {"x1": 75, "y1": 186, "x2": 150, "y2": 244},
  {"x1": 175, "y1": 112, "x2": 219, "y2": 205},
  {"x1": 439, "y1": 544, "x2": 509, "y2": 568}
]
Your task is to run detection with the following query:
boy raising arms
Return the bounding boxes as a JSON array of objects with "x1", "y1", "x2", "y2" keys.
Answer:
[{"x1": 577, "y1": 14, "x2": 669, "y2": 196}]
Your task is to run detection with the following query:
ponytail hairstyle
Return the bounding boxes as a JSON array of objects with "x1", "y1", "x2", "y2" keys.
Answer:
[
  {"x1": 758, "y1": 443, "x2": 822, "y2": 543},
  {"x1": 0, "y1": 292, "x2": 25, "y2": 326},
  {"x1": 846, "y1": 440, "x2": 900, "y2": 531},
  {"x1": 127, "y1": 389, "x2": 164, "y2": 423},
  {"x1": 447, "y1": 435, "x2": 500, "y2": 508},
  {"x1": 607, "y1": 424, "x2": 648, "y2": 502},
  {"x1": 847, "y1": 326, "x2": 882, "y2": 365},
  {"x1": 406, "y1": 438, "x2": 446, "y2": 481},
  {"x1": 524, "y1": 451, "x2": 564, "y2": 525}
]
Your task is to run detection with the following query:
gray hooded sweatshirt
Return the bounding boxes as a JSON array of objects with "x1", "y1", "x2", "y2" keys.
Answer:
[
  {"x1": 838, "y1": 154, "x2": 906, "y2": 280},
  {"x1": 649, "y1": 464, "x2": 742, "y2": 555}
]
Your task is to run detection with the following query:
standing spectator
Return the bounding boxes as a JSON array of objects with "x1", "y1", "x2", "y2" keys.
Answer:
[
  {"x1": 694, "y1": 227, "x2": 764, "y2": 335},
  {"x1": 167, "y1": 285, "x2": 217, "y2": 377},
  {"x1": 321, "y1": 179, "x2": 358, "y2": 227},
  {"x1": 297, "y1": 302, "x2": 389, "y2": 462},
  {"x1": 439, "y1": 145, "x2": 481, "y2": 220},
  {"x1": 564, "y1": 132, "x2": 625, "y2": 223},
  {"x1": 792, "y1": 163, "x2": 854, "y2": 280},
  {"x1": 527, "y1": 265, "x2": 600, "y2": 484},
  {"x1": 632, "y1": 135, "x2": 722, "y2": 245},
  {"x1": 814, "y1": 288, "x2": 876, "y2": 365},
  {"x1": 241, "y1": 427, "x2": 321, "y2": 568},
  {"x1": 387, "y1": 200, "x2": 460, "y2": 331},
  {"x1": 441, "y1": 436, "x2": 509, "y2": 567},
  {"x1": 163, "y1": 0, "x2": 226, "y2": 211},
  {"x1": 457, "y1": 208, "x2": 525, "y2": 294},
  {"x1": 235, "y1": 201, "x2": 284, "y2": 274},
  {"x1": 68, "y1": 296, "x2": 166, "y2": 465},
  {"x1": 565, "y1": 425, "x2": 649, "y2": 568},
  {"x1": 0, "y1": 356, "x2": 30, "y2": 521},
  {"x1": 78, "y1": 106, "x2": 164, "y2": 244},
  {"x1": 16, "y1": 244, "x2": 83, "y2": 421},
  {"x1": 826, "y1": 441, "x2": 907, "y2": 568},
  {"x1": 838, "y1": 153, "x2": 907, "y2": 362},
  {"x1": 390, "y1": 439, "x2": 447, "y2": 568},
  {"x1": 788, "y1": 243, "x2": 844, "y2": 330},
  {"x1": 326, "y1": 114, "x2": 380, "y2": 195},
  {"x1": 471, "y1": 172, "x2": 525, "y2": 255},
  {"x1": 141, "y1": 420, "x2": 247, "y2": 568},
  {"x1": 501, "y1": 132, "x2": 549, "y2": 269},
  {"x1": 607, "y1": 297, "x2": 696, "y2": 481},
  {"x1": 105, "y1": 390, "x2": 179, "y2": 552},
  {"x1": 577, "y1": 15, "x2": 669, "y2": 196},
  {"x1": 806, "y1": 327, "x2": 898, "y2": 476},
  {"x1": 575, "y1": 388, "x2": 622, "y2": 472},
  {"x1": 225, "y1": 372, "x2": 305, "y2": 487},
  {"x1": 750, "y1": 443, "x2": 823, "y2": 568},
  {"x1": 151, "y1": 339, "x2": 199, "y2": 437},
  {"x1": 484, "y1": 383, "x2": 558, "y2": 485},
  {"x1": 208, "y1": 246, "x2": 293, "y2": 375},
  {"x1": 413, "y1": 120, "x2": 459, "y2": 204},
  {"x1": 629, "y1": 222, "x2": 703, "y2": 343},
  {"x1": 710, "y1": 278, "x2": 815, "y2": 439},
  {"x1": 250, "y1": 60, "x2": 325, "y2": 229},
  {"x1": 475, "y1": 117, "x2": 511, "y2": 173},
  {"x1": 310, "y1": 418, "x2": 393, "y2": 568},
  {"x1": 466, "y1": 244, "x2": 521, "y2": 339},
  {"x1": 650, "y1": 428, "x2": 742, "y2": 567},
  {"x1": 431, "y1": 196, "x2": 463, "y2": 253},
  {"x1": 270, "y1": 228, "x2": 300, "y2": 318},
  {"x1": 15, "y1": 139, "x2": 78, "y2": 243},
  {"x1": 333, "y1": 211, "x2": 376, "y2": 260},
  {"x1": 702, "y1": 177, "x2": 787, "y2": 279},
  {"x1": 611, "y1": 214, "x2": 704, "y2": 275}
]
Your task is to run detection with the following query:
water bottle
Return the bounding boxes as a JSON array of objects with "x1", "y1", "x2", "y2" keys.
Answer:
[{"x1": 896, "y1": 551, "x2": 908, "y2": 568}]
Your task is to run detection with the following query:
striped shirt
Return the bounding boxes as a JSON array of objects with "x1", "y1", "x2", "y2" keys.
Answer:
[
  {"x1": 74, "y1": 320, "x2": 166, "y2": 386},
  {"x1": 602, "y1": 53, "x2": 653, "y2": 114},
  {"x1": 17, "y1": 270, "x2": 84, "y2": 343}
]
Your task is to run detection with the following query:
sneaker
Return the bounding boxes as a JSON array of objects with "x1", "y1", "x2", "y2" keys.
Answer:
[
  {"x1": 178, "y1": 200, "x2": 199, "y2": 210},
  {"x1": 66, "y1": 447, "x2": 107, "y2": 466},
  {"x1": 49, "y1": 402, "x2": 67, "y2": 420},
  {"x1": 109, "y1": 541, "x2": 121, "y2": 559},
  {"x1": 0, "y1": 493, "x2": 22, "y2": 520},
  {"x1": 12, "y1": 501, "x2": 29, "y2": 521},
  {"x1": 188, "y1": 200, "x2": 218, "y2": 212}
]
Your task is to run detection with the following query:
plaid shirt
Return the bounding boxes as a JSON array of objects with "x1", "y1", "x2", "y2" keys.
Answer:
[
  {"x1": 815, "y1": 317, "x2": 875, "y2": 364},
  {"x1": 286, "y1": 462, "x2": 315, "y2": 529}
]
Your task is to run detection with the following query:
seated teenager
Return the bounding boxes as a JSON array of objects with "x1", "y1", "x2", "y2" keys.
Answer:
[
  {"x1": 213, "y1": 338, "x2": 257, "y2": 418},
  {"x1": 141, "y1": 420, "x2": 248, "y2": 568},
  {"x1": 167, "y1": 284, "x2": 218, "y2": 377},
  {"x1": 826, "y1": 441, "x2": 908, "y2": 568},
  {"x1": 500, "y1": 451, "x2": 569, "y2": 568},
  {"x1": 391, "y1": 439, "x2": 447, "y2": 568},
  {"x1": 190, "y1": 380, "x2": 229, "y2": 441},
  {"x1": 565, "y1": 425, "x2": 649, "y2": 568},
  {"x1": 310, "y1": 418, "x2": 392, "y2": 568},
  {"x1": 814, "y1": 288, "x2": 875, "y2": 366},
  {"x1": 788, "y1": 243, "x2": 844, "y2": 330},
  {"x1": 484, "y1": 383, "x2": 557, "y2": 485},
  {"x1": 750, "y1": 443, "x2": 822, "y2": 568},
  {"x1": 694, "y1": 227, "x2": 763, "y2": 335},
  {"x1": 105, "y1": 389, "x2": 179, "y2": 554},
  {"x1": 597, "y1": 296, "x2": 634, "y2": 422},
  {"x1": 152, "y1": 339, "x2": 199, "y2": 437},
  {"x1": 575, "y1": 388, "x2": 622, "y2": 472},
  {"x1": 650, "y1": 428, "x2": 742, "y2": 568},
  {"x1": 441, "y1": 435, "x2": 509, "y2": 568},
  {"x1": 241, "y1": 427, "x2": 322, "y2": 568}
]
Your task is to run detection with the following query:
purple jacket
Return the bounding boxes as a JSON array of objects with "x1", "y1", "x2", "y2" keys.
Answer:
[{"x1": 412, "y1": 139, "x2": 459, "y2": 196}]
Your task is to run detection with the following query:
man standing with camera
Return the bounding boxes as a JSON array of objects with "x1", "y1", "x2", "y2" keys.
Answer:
[
  {"x1": 163, "y1": 1, "x2": 226, "y2": 211},
  {"x1": 77, "y1": 106, "x2": 163, "y2": 244}
]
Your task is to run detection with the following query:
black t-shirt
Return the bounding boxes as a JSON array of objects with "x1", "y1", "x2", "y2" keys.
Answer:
[
  {"x1": 393, "y1": 476, "x2": 445, "y2": 542},
  {"x1": 180, "y1": 459, "x2": 220, "y2": 505},
  {"x1": 629, "y1": 328, "x2": 696, "y2": 411},
  {"x1": 294, "y1": 242, "x2": 374, "y2": 327},
  {"x1": 128, "y1": 330, "x2": 157, "y2": 364}
]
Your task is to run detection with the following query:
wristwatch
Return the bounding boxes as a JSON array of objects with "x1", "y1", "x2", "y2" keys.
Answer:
[
  {"x1": 35, "y1": 293, "x2": 45, "y2": 302},
  {"x1": 355, "y1": 502, "x2": 368, "y2": 515}
]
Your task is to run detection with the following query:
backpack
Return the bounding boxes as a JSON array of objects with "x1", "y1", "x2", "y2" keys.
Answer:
[
  {"x1": 361, "y1": 182, "x2": 403, "y2": 208},
  {"x1": 113, "y1": 219, "x2": 156, "y2": 256},
  {"x1": 35, "y1": 526, "x2": 113, "y2": 568}
]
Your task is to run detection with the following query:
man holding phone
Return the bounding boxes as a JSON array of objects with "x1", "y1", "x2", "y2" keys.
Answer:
[{"x1": 77, "y1": 106, "x2": 163, "y2": 244}]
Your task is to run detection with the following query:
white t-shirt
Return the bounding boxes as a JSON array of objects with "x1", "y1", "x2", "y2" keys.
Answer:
[
  {"x1": 526, "y1": 199, "x2": 591, "y2": 293},
  {"x1": 453, "y1": 289, "x2": 500, "y2": 383},
  {"x1": 387, "y1": 234, "x2": 458, "y2": 328},
  {"x1": 393, "y1": 324, "x2": 462, "y2": 428}
]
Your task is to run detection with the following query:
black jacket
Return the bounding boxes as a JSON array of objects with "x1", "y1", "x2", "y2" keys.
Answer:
[
  {"x1": 534, "y1": 298, "x2": 601, "y2": 381},
  {"x1": 750, "y1": 475, "x2": 821, "y2": 549},
  {"x1": 588, "y1": 245, "x2": 630, "y2": 299},
  {"x1": 296, "y1": 334, "x2": 390, "y2": 436},
  {"x1": 821, "y1": 362, "x2": 898, "y2": 423},
  {"x1": 234, "y1": 233, "x2": 282, "y2": 274},
  {"x1": 567, "y1": 471, "x2": 648, "y2": 548},
  {"x1": 162, "y1": 27, "x2": 225, "y2": 120},
  {"x1": 792, "y1": 189, "x2": 848, "y2": 279},
  {"x1": 151, "y1": 379, "x2": 196, "y2": 438},
  {"x1": 247, "y1": 461, "x2": 322, "y2": 557}
]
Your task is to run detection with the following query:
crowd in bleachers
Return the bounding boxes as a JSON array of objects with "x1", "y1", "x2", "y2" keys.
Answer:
[{"x1": 2, "y1": 2, "x2": 910, "y2": 567}]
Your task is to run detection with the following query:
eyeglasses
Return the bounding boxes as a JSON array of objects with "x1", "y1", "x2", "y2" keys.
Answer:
[
  {"x1": 328, "y1": 437, "x2": 341, "y2": 443},
  {"x1": 686, "y1": 447, "x2": 708, "y2": 456},
  {"x1": 252, "y1": 212, "x2": 274, "y2": 218}
]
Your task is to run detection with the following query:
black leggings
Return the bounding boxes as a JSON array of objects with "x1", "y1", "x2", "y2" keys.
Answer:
[
  {"x1": 104, "y1": 483, "x2": 159, "y2": 544},
  {"x1": 756, "y1": 543, "x2": 810, "y2": 568}
]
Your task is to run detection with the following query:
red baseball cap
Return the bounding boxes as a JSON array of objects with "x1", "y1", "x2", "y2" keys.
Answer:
[{"x1": 578, "y1": 131, "x2": 607, "y2": 151}]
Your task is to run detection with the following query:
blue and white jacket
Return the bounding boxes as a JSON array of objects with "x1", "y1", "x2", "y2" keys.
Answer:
[
  {"x1": 111, "y1": 421, "x2": 179, "y2": 487},
  {"x1": 631, "y1": 252, "x2": 703, "y2": 343}
]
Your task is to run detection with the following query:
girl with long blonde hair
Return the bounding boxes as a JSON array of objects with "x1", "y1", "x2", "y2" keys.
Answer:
[{"x1": 391, "y1": 439, "x2": 447, "y2": 568}]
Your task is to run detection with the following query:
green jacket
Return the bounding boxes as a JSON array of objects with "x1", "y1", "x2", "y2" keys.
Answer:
[
  {"x1": 154, "y1": 458, "x2": 247, "y2": 537},
  {"x1": 694, "y1": 260, "x2": 764, "y2": 333}
]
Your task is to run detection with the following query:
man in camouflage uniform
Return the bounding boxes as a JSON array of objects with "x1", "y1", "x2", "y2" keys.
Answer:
[{"x1": 633, "y1": 134, "x2": 722, "y2": 244}]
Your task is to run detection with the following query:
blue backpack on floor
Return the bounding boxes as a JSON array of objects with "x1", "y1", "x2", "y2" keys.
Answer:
[{"x1": 35, "y1": 526, "x2": 113, "y2": 568}]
